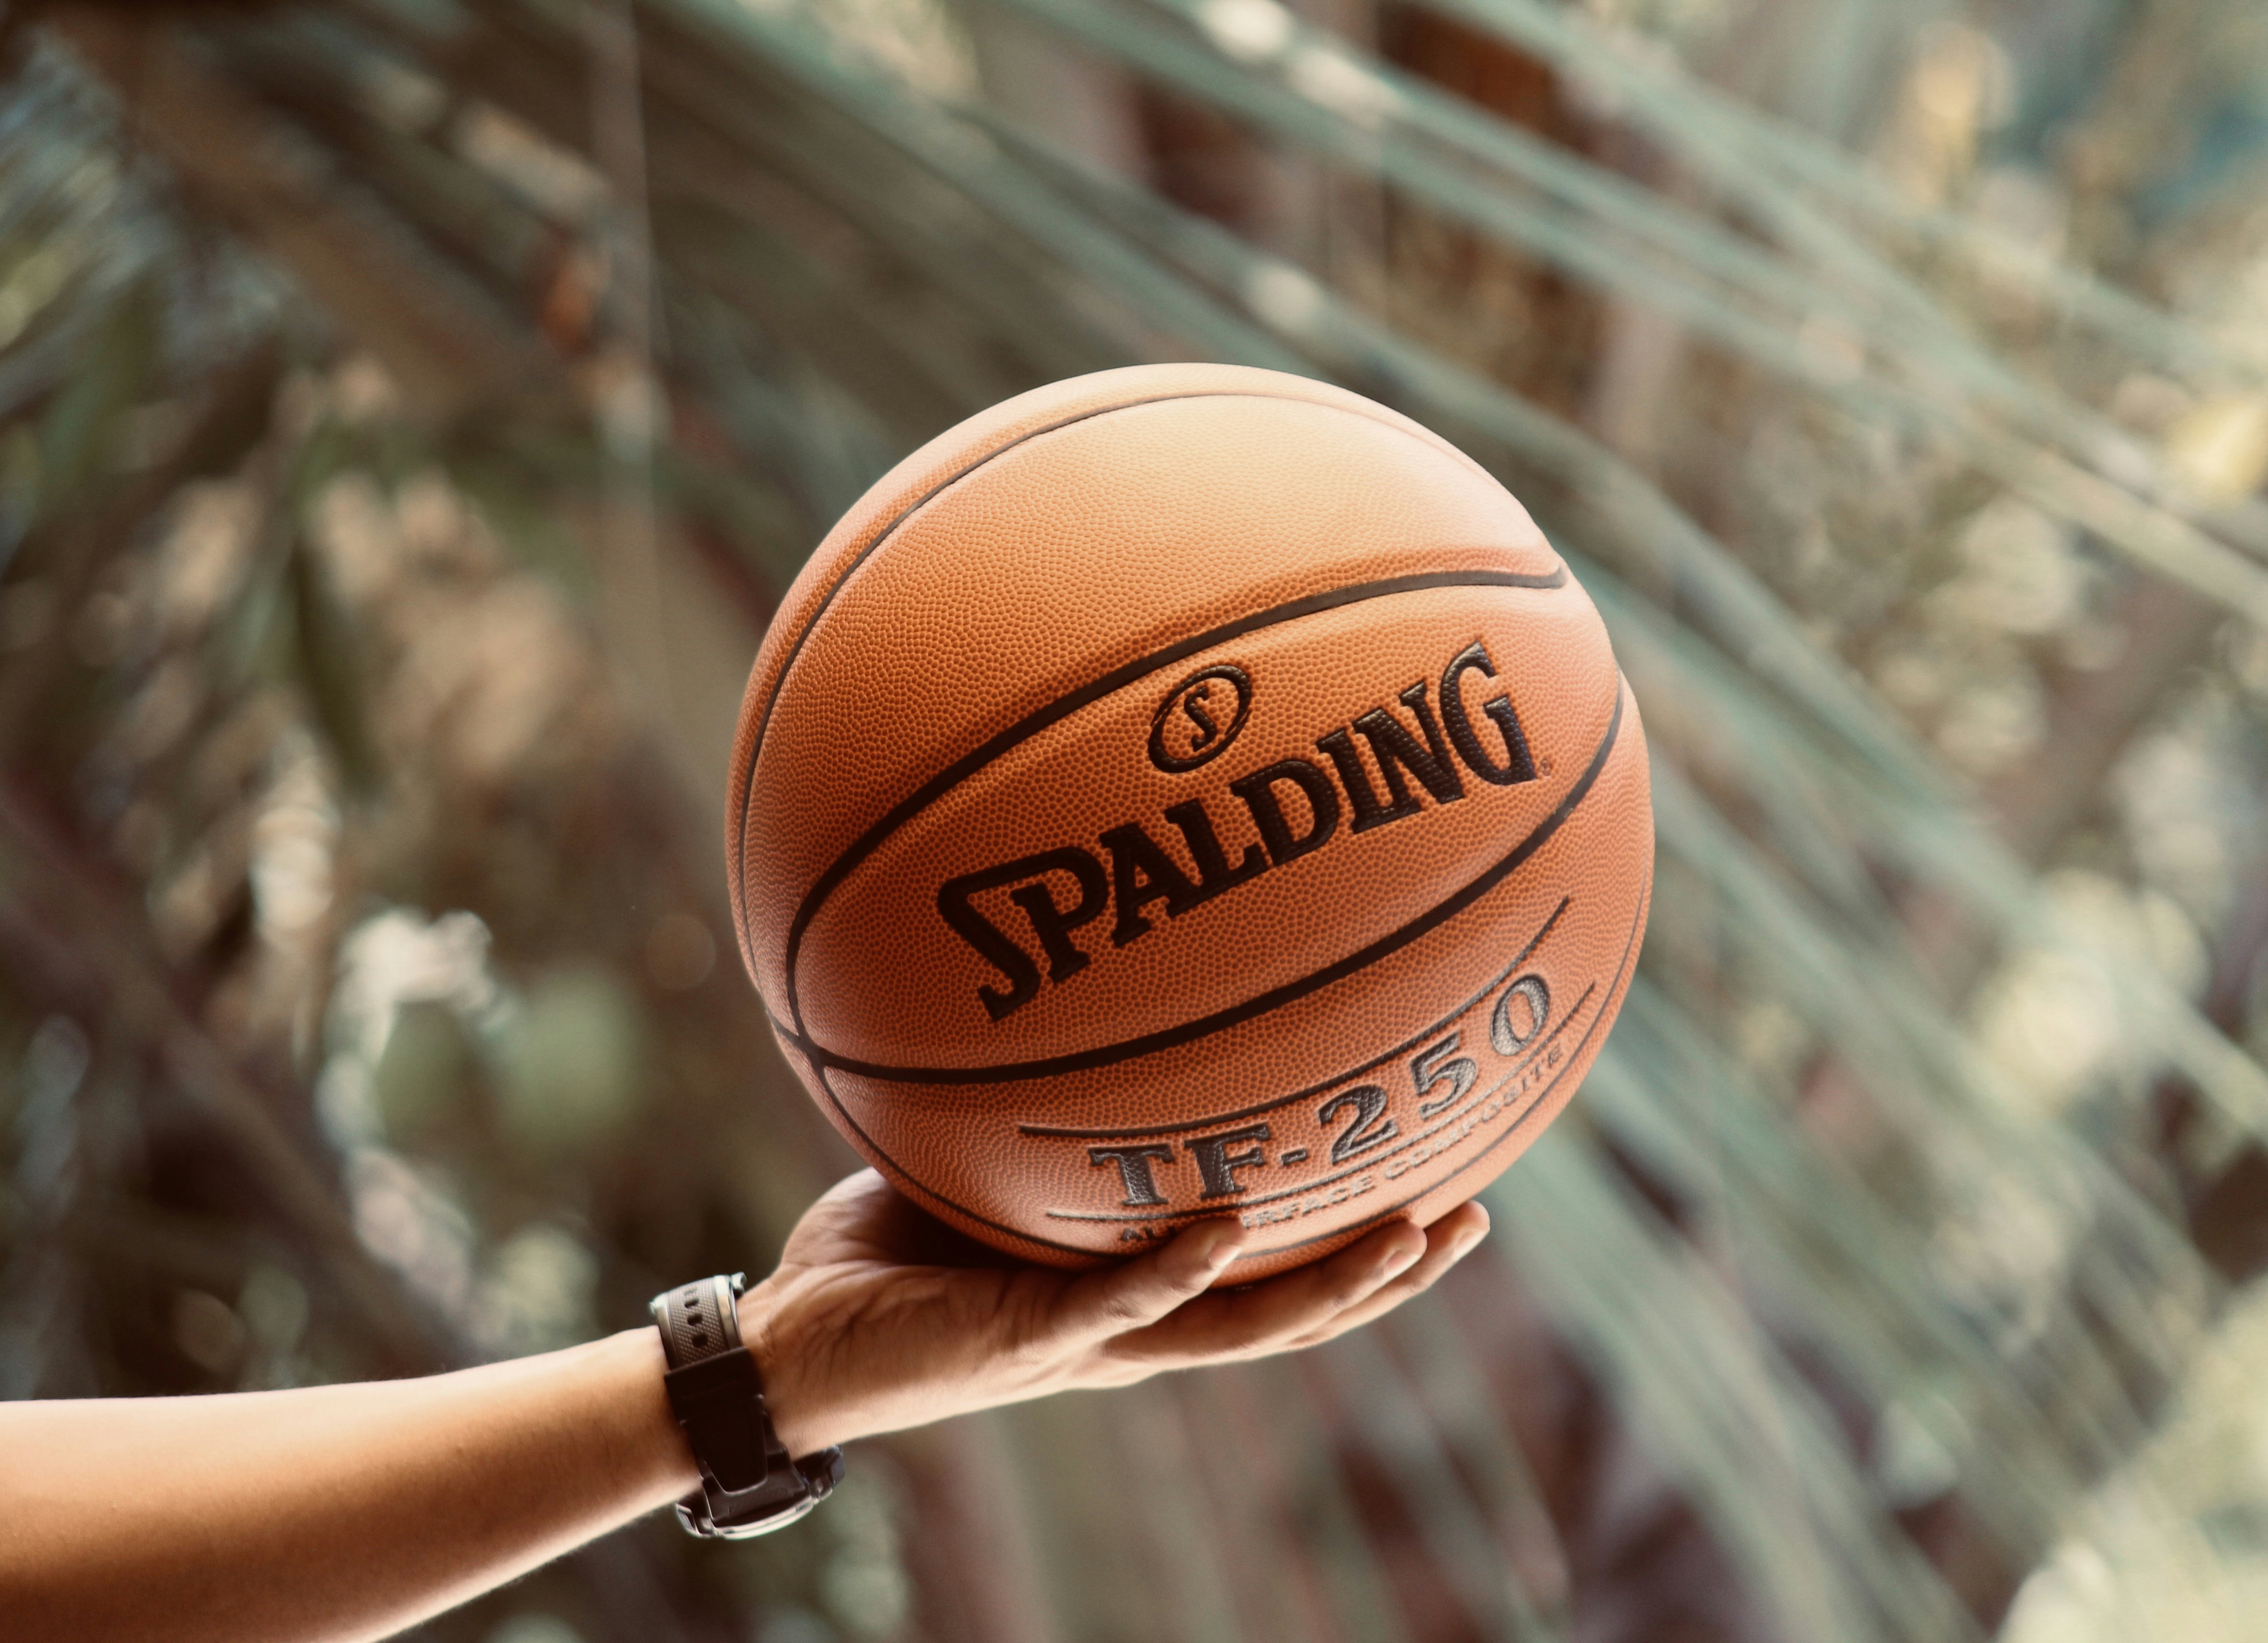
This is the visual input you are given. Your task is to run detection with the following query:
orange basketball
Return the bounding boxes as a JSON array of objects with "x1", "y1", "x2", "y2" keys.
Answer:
[{"x1": 727, "y1": 364, "x2": 1652, "y2": 1280}]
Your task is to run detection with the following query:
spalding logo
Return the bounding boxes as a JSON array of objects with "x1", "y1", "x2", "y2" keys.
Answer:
[
  {"x1": 1148, "y1": 664, "x2": 1253, "y2": 773},
  {"x1": 937, "y1": 640, "x2": 1538, "y2": 1023}
]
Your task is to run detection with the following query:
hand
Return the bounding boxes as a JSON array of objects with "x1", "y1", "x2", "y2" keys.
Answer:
[{"x1": 739, "y1": 1169, "x2": 1490, "y2": 1453}]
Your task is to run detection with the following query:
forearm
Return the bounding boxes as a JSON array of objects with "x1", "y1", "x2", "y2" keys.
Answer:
[{"x1": 0, "y1": 1328, "x2": 697, "y2": 1643}]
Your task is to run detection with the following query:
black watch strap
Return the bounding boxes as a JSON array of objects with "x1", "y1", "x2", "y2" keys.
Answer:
[{"x1": 650, "y1": 1274, "x2": 843, "y2": 1539}]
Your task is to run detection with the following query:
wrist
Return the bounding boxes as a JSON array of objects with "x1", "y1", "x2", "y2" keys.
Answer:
[
  {"x1": 734, "y1": 1277, "x2": 844, "y2": 1456},
  {"x1": 596, "y1": 1326, "x2": 704, "y2": 1502},
  {"x1": 649, "y1": 1274, "x2": 846, "y2": 1540}
]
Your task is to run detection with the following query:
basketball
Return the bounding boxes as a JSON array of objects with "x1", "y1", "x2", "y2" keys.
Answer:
[{"x1": 727, "y1": 364, "x2": 1652, "y2": 1280}]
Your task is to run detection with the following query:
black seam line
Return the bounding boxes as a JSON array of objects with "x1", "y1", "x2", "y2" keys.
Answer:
[
  {"x1": 803, "y1": 1053, "x2": 1105, "y2": 1261},
  {"x1": 757, "y1": 898, "x2": 1560, "y2": 1103},
  {"x1": 732, "y1": 392, "x2": 1232, "y2": 919},
  {"x1": 1041, "y1": 981, "x2": 1596, "y2": 1222},
  {"x1": 779, "y1": 563, "x2": 1570, "y2": 1038},
  {"x1": 1017, "y1": 896, "x2": 1571, "y2": 1140},
  {"x1": 1216, "y1": 851, "x2": 1651, "y2": 1261},
  {"x1": 787, "y1": 681, "x2": 1619, "y2": 1087},
  {"x1": 1044, "y1": 979, "x2": 1596, "y2": 1223},
  {"x1": 726, "y1": 386, "x2": 1555, "y2": 1021},
  {"x1": 1049, "y1": 873, "x2": 1645, "y2": 1261}
]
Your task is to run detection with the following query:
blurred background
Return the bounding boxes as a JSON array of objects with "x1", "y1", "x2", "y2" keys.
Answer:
[{"x1": 2, "y1": 0, "x2": 2267, "y2": 1639}]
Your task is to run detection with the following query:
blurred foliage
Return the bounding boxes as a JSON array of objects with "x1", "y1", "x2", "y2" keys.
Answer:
[{"x1": 4, "y1": 0, "x2": 2268, "y2": 1641}]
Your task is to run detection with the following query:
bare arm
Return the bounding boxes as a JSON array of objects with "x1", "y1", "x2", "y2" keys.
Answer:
[
  {"x1": 0, "y1": 1330, "x2": 692, "y2": 1643},
  {"x1": 0, "y1": 1170, "x2": 1488, "y2": 1643}
]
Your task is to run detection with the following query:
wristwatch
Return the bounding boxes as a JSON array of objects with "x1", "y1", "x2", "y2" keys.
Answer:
[{"x1": 650, "y1": 1273, "x2": 844, "y2": 1538}]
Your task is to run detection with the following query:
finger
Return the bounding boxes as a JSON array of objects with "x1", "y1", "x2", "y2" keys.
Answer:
[
  {"x1": 1279, "y1": 1202, "x2": 1490, "y2": 1349},
  {"x1": 806, "y1": 1167, "x2": 893, "y2": 1223},
  {"x1": 778, "y1": 1169, "x2": 893, "y2": 1262},
  {"x1": 785, "y1": 1170, "x2": 1000, "y2": 1269},
  {"x1": 1054, "y1": 1218, "x2": 1248, "y2": 1341},
  {"x1": 1108, "y1": 1216, "x2": 1428, "y2": 1366}
]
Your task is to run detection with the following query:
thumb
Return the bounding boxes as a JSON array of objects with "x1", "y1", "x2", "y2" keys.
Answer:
[{"x1": 1056, "y1": 1219, "x2": 1247, "y2": 1342}]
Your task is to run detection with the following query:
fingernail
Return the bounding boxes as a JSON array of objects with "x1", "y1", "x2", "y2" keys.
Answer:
[
  {"x1": 1200, "y1": 1226, "x2": 1243, "y2": 1271},
  {"x1": 1450, "y1": 1227, "x2": 1488, "y2": 1262},
  {"x1": 1380, "y1": 1242, "x2": 1421, "y2": 1278}
]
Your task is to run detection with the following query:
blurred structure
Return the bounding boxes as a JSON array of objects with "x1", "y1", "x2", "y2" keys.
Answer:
[{"x1": 3, "y1": 0, "x2": 2268, "y2": 1640}]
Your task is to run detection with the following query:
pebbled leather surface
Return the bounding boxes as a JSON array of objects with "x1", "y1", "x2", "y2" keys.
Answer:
[{"x1": 728, "y1": 364, "x2": 1653, "y2": 1279}]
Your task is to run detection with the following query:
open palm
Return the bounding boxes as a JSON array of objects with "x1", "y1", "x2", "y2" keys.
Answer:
[{"x1": 743, "y1": 1169, "x2": 1491, "y2": 1454}]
